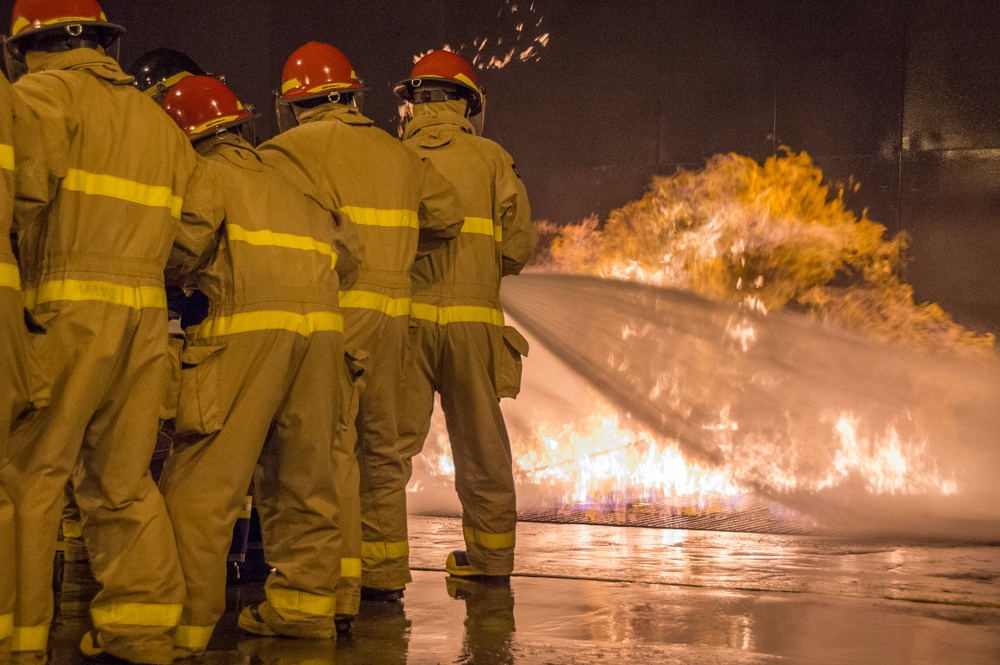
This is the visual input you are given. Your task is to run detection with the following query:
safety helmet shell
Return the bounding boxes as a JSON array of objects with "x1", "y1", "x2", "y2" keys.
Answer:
[
  {"x1": 129, "y1": 48, "x2": 206, "y2": 97},
  {"x1": 278, "y1": 41, "x2": 366, "y2": 104},
  {"x1": 393, "y1": 50, "x2": 482, "y2": 116},
  {"x1": 160, "y1": 75, "x2": 255, "y2": 142},
  {"x1": 9, "y1": 0, "x2": 124, "y2": 44}
]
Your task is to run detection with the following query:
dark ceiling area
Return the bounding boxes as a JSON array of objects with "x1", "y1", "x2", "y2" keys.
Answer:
[{"x1": 2, "y1": 0, "x2": 998, "y2": 332}]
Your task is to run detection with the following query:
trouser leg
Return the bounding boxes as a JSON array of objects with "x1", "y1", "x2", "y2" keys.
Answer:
[
  {"x1": 59, "y1": 487, "x2": 97, "y2": 620},
  {"x1": 354, "y1": 315, "x2": 411, "y2": 590},
  {"x1": 387, "y1": 320, "x2": 439, "y2": 572},
  {"x1": 397, "y1": 321, "x2": 441, "y2": 474},
  {"x1": 3, "y1": 303, "x2": 108, "y2": 657},
  {"x1": 254, "y1": 331, "x2": 342, "y2": 638},
  {"x1": 160, "y1": 332, "x2": 293, "y2": 654},
  {"x1": 0, "y1": 289, "x2": 29, "y2": 665},
  {"x1": 335, "y1": 350, "x2": 364, "y2": 616},
  {"x1": 440, "y1": 323, "x2": 516, "y2": 575},
  {"x1": 73, "y1": 311, "x2": 185, "y2": 665},
  {"x1": 0, "y1": 455, "x2": 13, "y2": 665}
]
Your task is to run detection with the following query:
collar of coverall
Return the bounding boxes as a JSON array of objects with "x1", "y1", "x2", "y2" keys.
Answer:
[
  {"x1": 295, "y1": 101, "x2": 374, "y2": 127},
  {"x1": 25, "y1": 47, "x2": 132, "y2": 84},
  {"x1": 403, "y1": 100, "x2": 476, "y2": 141},
  {"x1": 196, "y1": 131, "x2": 263, "y2": 172}
]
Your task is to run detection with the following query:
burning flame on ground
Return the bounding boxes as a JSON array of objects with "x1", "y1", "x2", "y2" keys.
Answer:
[
  {"x1": 413, "y1": 404, "x2": 958, "y2": 515},
  {"x1": 412, "y1": 142, "x2": 973, "y2": 516}
]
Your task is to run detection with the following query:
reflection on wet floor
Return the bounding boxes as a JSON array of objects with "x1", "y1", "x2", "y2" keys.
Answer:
[{"x1": 45, "y1": 516, "x2": 1000, "y2": 664}]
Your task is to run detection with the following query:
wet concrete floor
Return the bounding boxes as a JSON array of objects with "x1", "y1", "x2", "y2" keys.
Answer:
[{"x1": 47, "y1": 516, "x2": 1000, "y2": 664}]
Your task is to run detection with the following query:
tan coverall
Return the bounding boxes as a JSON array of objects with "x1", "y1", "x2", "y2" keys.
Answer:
[
  {"x1": 259, "y1": 102, "x2": 463, "y2": 610},
  {"x1": 0, "y1": 73, "x2": 50, "y2": 665},
  {"x1": 0, "y1": 49, "x2": 221, "y2": 665},
  {"x1": 158, "y1": 133, "x2": 362, "y2": 651},
  {"x1": 396, "y1": 101, "x2": 537, "y2": 577}
]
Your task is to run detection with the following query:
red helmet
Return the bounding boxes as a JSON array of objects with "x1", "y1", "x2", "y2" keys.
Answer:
[
  {"x1": 9, "y1": 0, "x2": 124, "y2": 43},
  {"x1": 393, "y1": 50, "x2": 483, "y2": 116},
  {"x1": 278, "y1": 41, "x2": 366, "y2": 104},
  {"x1": 160, "y1": 75, "x2": 255, "y2": 141}
]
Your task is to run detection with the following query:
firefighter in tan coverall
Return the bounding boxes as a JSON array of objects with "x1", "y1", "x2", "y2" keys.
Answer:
[
  {"x1": 259, "y1": 42, "x2": 464, "y2": 624},
  {"x1": 393, "y1": 51, "x2": 537, "y2": 581},
  {"x1": 0, "y1": 2, "x2": 222, "y2": 663},
  {"x1": 156, "y1": 75, "x2": 363, "y2": 652},
  {"x1": 1, "y1": 70, "x2": 49, "y2": 665}
]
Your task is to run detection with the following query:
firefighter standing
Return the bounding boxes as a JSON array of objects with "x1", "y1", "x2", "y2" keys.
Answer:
[
  {"x1": 156, "y1": 75, "x2": 363, "y2": 651},
  {"x1": 0, "y1": 1, "x2": 222, "y2": 663},
  {"x1": 258, "y1": 42, "x2": 464, "y2": 624},
  {"x1": 392, "y1": 51, "x2": 537, "y2": 582},
  {"x1": 0, "y1": 69, "x2": 49, "y2": 665}
]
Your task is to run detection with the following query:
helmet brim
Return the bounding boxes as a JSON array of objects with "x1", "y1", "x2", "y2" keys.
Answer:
[
  {"x1": 9, "y1": 20, "x2": 125, "y2": 46},
  {"x1": 187, "y1": 112, "x2": 257, "y2": 142}
]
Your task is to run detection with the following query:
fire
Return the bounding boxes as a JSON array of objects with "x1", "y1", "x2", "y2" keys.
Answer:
[
  {"x1": 408, "y1": 132, "x2": 982, "y2": 523},
  {"x1": 817, "y1": 414, "x2": 957, "y2": 496},
  {"x1": 515, "y1": 410, "x2": 742, "y2": 505}
]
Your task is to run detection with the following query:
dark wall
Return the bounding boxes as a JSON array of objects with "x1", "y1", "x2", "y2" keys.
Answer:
[{"x1": 2, "y1": 1, "x2": 999, "y2": 332}]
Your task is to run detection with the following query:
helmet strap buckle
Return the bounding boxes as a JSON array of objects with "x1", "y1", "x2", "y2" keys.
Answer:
[{"x1": 66, "y1": 24, "x2": 84, "y2": 37}]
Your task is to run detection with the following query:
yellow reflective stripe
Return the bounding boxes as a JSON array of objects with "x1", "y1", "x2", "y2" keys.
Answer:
[
  {"x1": 461, "y1": 216, "x2": 501, "y2": 242},
  {"x1": 266, "y1": 588, "x2": 337, "y2": 617},
  {"x1": 463, "y1": 526, "x2": 515, "y2": 550},
  {"x1": 239, "y1": 495, "x2": 253, "y2": 520},
  {"x1": 22, "y1": 280, "x2": 167, "y2": 310},
  {"x1": 62, "y1": 519, "x2": 83, "y2": 539},
  {"x1": 339, "y1": 290, "x2": 411, "y2": 317},
  {"x1": 339, "y1": 206, "x2": 419, "y2": 230},
  {"x1": 0, "y1": 143, "x2": 13, "y2": 170},
  {"x1": 11, "y1": 17, "x2": 29, "y2": 36},
  {"x1": 189, "y1": 114, "x2": 242, "y2": 136},
  {"x1": 361, "y1": 540, "x2": 409, "y2": 560},
  {"x1": 453, "y1": 72, "x2": 480, "y2": 92},
  {"x1": 175, "y1": 624, "x2": 215, "y2": 650},
  {"x1": 410, "y1": 303, "x2": 504, "y2": 327},
  {"x1": 0, "y1": 262, "x2": 20, "y2": 289},
  {"x1": 0, "y1": 613, "x2": 12, "y2": 641},
  {"x1": 340, "y1": 557, "x2": 362, "y2": 579},
  {"x1": 12, "y1": 624, "x2": 48, "y2": 651},
  {"x1": 193, "y1": 310, "x2": 343, "y2": 339},
  {"x1": 227, "y1": 223, "x2": 338, "y2": 269},
  {"x1": 143, "y1": 70, "x2": 192, "y2": 96},
  {"x1": 13, "y1": 15, "x2": 106, "y2": 36},
  {"x1": 62, "y1": 169, "x2": 184, "y2": 219},
  {"x1": 91, "y1": 602, "x2": 182, "y2": 628}
]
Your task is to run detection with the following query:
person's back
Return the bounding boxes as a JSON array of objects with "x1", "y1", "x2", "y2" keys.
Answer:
[
  {"x1": 0, "y1": 3, "x2": 221, "y2": 663},
  {"x1": 262, "y1": 101, "x2": 459, "y2": 309},
  {"x1": 404, "y1": 104, "x2": 535, "y2": 310},
  {"x1": 14, "y1": 48, "x2": 213, "y2": 304},
  {"x1": 185, "y1": 134, "x2": 359, "y2": 328}
]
